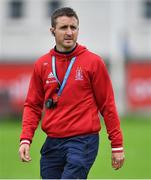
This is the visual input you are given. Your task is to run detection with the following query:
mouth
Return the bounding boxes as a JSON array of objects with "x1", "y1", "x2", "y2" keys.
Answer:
[
  {"x1": 64, "y1": 39, "x2": 73, "y2": 44},
  {"x1": 64, "y1": 36, "x2": 73, "y2": 40},
  {"x1": 64, "y1": 38, "x2": 73, "y2": 41}
]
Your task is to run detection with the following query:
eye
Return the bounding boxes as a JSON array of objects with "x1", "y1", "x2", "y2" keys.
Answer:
[{"x1": 70, "y1": 26, "x2": 77, "y2": 30}]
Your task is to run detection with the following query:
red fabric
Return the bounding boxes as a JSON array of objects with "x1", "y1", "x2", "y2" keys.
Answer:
[{"x1": 20, "y1": 44, "x2": 123, "y2": 148}]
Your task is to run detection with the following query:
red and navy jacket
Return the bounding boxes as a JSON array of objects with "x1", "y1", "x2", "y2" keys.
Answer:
[{"x1": 20, "y1": 44, "x2": 123, "y2": 152}]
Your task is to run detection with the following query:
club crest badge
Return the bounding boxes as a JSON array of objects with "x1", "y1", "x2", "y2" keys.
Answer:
[{"x1": 75, "y1": 67, "x2": 83, "y2": 80}]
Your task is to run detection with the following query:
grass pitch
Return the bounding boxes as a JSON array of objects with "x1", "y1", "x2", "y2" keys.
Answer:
[{"x1": 0, "y1": 114, "x2": 151, "y2": 179}]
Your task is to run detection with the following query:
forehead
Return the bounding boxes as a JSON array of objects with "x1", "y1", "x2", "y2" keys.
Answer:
[{"x1": 55, "y1": 16, "x2": 79, "y2": 27}]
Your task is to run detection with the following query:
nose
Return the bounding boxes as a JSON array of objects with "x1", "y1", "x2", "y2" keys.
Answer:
[{"x1": 66, "y1": 27, "x2": 72, "y2": 35}]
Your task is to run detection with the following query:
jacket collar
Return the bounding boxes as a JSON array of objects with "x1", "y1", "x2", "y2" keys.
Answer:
[{"x1": 49, "y1": 43, "x2": 87, "y2": 61}]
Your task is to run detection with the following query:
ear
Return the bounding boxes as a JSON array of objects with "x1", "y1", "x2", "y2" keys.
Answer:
[{"x1": 50, "y1": 27, "x2": 55, "y2": 36}]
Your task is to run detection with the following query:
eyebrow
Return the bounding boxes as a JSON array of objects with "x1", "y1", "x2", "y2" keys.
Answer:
[{"x1": 60, "y1": 25, "x2": 77, "y2": 28}]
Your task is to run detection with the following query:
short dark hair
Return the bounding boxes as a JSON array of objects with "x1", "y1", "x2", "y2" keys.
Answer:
[{"x1": 51, "y1": 7, "x2": 79, "y2": 27}]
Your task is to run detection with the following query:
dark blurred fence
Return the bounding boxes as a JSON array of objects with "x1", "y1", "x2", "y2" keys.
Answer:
[
  {"x1": 0, "y1": 61, "x2": 151, "y2": 117},
  {"x1": 126, "y1": 61, "x2": 151, "y2": 111},
  {"x1": 0, "y1": 63, "x2": 33, "y2": 117}
]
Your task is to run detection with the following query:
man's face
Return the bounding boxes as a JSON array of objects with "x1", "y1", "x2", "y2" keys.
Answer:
[{"x1": 51, "y1": 16, "x2": 79, "y2": 52}]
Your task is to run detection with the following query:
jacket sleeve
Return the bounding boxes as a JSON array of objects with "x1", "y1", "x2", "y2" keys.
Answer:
[
  {"x1": 91, "y1": 57, "x2": 123, "y2": 151},
  {"x1": 20, "y1": 62, "x2": 45, "y2": 142}
]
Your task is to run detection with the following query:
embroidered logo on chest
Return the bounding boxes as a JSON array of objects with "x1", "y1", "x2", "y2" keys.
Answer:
[
  {"x1": 75, "y1": 67, "x2": 83, "y2": 81},
  {"x1": 46, "y1": 72, "x2": 57, "y2": 84}
]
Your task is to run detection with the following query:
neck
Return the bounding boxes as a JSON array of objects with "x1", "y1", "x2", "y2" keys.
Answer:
[{"x1": 55, "y1": 44, "x2": 77, "y2": 54}]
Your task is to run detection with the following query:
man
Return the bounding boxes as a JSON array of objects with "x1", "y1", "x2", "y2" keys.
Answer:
[{"x1": 19, "y1": 7, "x2": 125, "y2": 179}]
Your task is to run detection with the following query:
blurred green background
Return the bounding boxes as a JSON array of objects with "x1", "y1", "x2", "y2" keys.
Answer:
[{"x1": 0, "y1": 114, "x2": 151, "y2": 179}]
